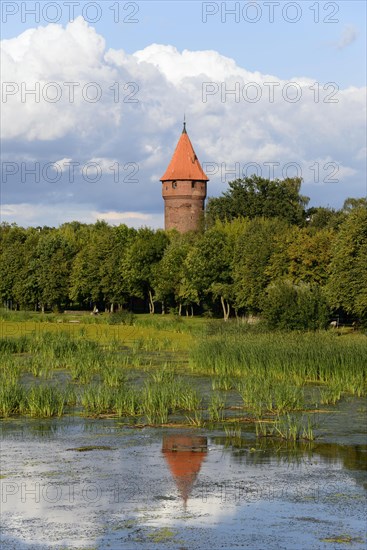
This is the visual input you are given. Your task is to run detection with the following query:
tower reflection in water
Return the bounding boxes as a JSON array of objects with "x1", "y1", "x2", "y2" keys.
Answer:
[{"x1": 162, "y1": 435, "x2": 208, "y2": 509}]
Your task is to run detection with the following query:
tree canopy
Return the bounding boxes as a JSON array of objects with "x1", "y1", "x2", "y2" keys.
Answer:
[
  {"x1": 0, "y1": 185, "x2": 365, "y2": 326},
  {"x1": 206, "y1": 176, "x2": 309, "y2": 227}
]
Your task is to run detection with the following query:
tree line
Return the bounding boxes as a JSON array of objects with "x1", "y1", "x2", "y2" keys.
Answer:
[{"x1": 1, "y1": 176, "x2": 366, "y2": 328}]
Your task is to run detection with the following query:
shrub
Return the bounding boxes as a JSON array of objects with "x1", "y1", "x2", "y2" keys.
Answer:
[
  {"x1": 262, "y1": 280, "x2": 330, "y2": 330},
  {"x1": 106, "y1": 311, "x2": 135, "y2": 325}
]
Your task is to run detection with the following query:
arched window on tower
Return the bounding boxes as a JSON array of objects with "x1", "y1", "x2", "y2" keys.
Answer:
[{"x1": 172, "y1": 181, "x2": 177, "y2": 189}]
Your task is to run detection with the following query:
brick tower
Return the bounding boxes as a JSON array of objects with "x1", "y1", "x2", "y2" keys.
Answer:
[{"x1": 161, "y1": 123, "x2": 209, "y2": 232}]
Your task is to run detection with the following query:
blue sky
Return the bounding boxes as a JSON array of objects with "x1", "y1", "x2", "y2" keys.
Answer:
[
  {"x1": 1, "y1": 1, "x2": 366, "y2": 227},
  {"x1": 2, "y1": 1, "x2": 366, "y2": 86}
]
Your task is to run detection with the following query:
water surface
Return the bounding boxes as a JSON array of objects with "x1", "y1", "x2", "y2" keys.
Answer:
[{"x1": 1, "y1": 398, "x2": 366, "y2": 549}]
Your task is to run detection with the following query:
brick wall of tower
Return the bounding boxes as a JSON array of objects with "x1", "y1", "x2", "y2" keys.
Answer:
[{"x1": 162, "y1": 180, "x2": 207, "y2": 232}]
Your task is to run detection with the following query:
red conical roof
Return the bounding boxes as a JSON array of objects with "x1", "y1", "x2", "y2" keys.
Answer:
[{"x1": 161, "y1": 124, "x2": 209, "y2": 182}]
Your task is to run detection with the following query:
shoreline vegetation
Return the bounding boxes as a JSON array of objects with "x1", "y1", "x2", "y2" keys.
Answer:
[{"x1": 1, "y1": 312, "x2": 366, "y2": 442}]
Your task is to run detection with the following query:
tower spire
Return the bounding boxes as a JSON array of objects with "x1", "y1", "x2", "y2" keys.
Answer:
[{"x1": 183, "y1": 114, "x2": 186, "y2": 134}]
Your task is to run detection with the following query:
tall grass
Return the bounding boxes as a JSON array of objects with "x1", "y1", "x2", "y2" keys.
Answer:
[
  {"x1": 211, "y1": 375, "x2": 234, "y2": 391},
  {"x1": 81, "y1": 384, "x2": 139, "y2": 417},
  {"x1": 26, "y1": 385, "x2": 69, "y2": 417},
  {"x1": 114, "y1": 387, "x2": 139, "y2": 416},
  {"x1": 139, "y1": 373, "x2": 202, "y2": 424},
  {"x1": 190, "y1": 332, "x2": 367, "y2": 396},
  {"x1": 0, "y1": 376, "x2": 71, "y2": 418},
  {"x1": 132, "y1": 336, "x2": 175, "y2": 352},
  {"x1": 256, "y1": 414, "x2": 316, "y2": 441},
  {"x1": 0, "y1": 354, "x2": 22, "y2": 384},
  {"x1": 133, "y1": 314, "x2": 199, "y2": 335},
  {"x1": 236, "y1": 377, "x2": 304, "y2": 415},
  {"x1": 141, "y1": 383, "x2": 171, "y2": 424},
  {"x1": 185, "y1": 409, "x2": 205, "y2": 427},
  {"x1": 0, "y1": 335, "x2": 31, "y2": 353},
  {"x1": 26, "y1": 356, "x2": 53, "y2": 379},
  {"x1": 81, "y1": 385, "x2": 115, "y2": 415},
  {"x1": 209, "y1": 393, "x2": 226, "y2": 422},
  {"x1": 319, "y1": 382, "x2": 343, "y2": 405},
  {"x1": 0, "y1": 380, "x2": 25, "y2": 417},
  {"x1": 102, "y1": 366, "x2": 126, "y2": 388},
  {"x1": 0, "y1": 309, "x2": 58, "y2": 323}
]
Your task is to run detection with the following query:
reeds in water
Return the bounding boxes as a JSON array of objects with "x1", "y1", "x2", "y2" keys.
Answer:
[
  {"x1": 26, "y1": 385, "x2": 68, "y2": 417},
  {"x1": 191, "y1": 332, "x2": 367, "y2": 397},
  {"x1": 0, "y1": 380, "x2": 25, "y2": 417},
  {"x1": 256, "y1": 414, "x2": 315, "y2": 441},
  {"x1": 209, "y1": 393, "x2": 226, "y2": 422},
  {"x1": 81, "y1": 385, "x2": 115, "y2": 415}
]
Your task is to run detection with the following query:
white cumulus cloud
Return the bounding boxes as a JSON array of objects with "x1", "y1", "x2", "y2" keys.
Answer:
[{"x1": 1, "y1": 17, "x2": 366, "y2": 227}]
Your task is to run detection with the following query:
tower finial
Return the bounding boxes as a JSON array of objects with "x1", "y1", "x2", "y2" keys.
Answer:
[{"x1": 183, "y1": 114, "x2": 186, "y2": 134}]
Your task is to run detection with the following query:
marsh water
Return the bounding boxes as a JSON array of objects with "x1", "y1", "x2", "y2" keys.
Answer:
[{"x1": 1, "y1": 397, "x2": 366, "y2": 550}]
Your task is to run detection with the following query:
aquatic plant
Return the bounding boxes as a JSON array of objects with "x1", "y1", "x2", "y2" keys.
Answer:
[
  {"x1": 191, "y1": 332, "x2": 367, "y2": 397},
  {"x1": 69, "y1": 358, "x2": 95, "y2": 384},
  {"x1": 224, "y1": 423, "x2": 242, "y2": 438},
  {"x1": 26, "y1": 385, "x2": 68, "y2": 417},
  {"x1": 319, "y1": 383, "x2": 342, "y2": 405},
  {"x1": 81, "y1": 385, "x2": 115, "y2": 415},
  {"x1": 1, "y1": 319, "x2": 366, "y2": 426},
  {"x1": 140, "y1": 380, "x2": 173, "y2": 424},
  {"x1": 0, "y1": 355, "x2": 22, "y2": 384},
  {"x1": 185, "y1": 409, "x2": 205, "y2": 427},
  {"x1": 0, "y1": 335, "x2": 31, "y2": 354},
  {"x1": 208, "y1": 393, "x2": 226, "y2": 422},
  {"x1": 177, "y1": 386, "x2": 201, "y2": 411},
  {"x1": 211, "y1": 375, "x2": 234, "y2": 391},
  {"x1": 0, "y1": 380, "x2": 25, "y2": 417},
  {"x1": 114, "y1": 387, "x2": 139, "y2": 417},
  {"x1": 256, "y1": 414, "x2": 316, "y2": 441},
  {"x1": 102, "y1": 366, "x2": 127, "y2": 388}
]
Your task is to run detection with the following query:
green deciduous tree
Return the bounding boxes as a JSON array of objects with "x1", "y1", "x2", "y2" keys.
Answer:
[
  {"x1": 266, "y1": 226, "x2": 335, "y2": 286},
  {"x1": 0, "y1": 224, "x2": 27, "y2": 309},
  {"x1": 206, "y1": 176, "x2": 309, "y2": 227},
  {"x1": 14, "y1": 229, "x2": 41, "y2": 309},
  {"x1": 69, "y1": 222, "x2": 135, "y2": 311},
  {"x1": 326, "y1": 206, "x2": 367, "y2": 322},
  {"x1": 37, "y1": 231, "x2": 74, "y2": 312},
  {"x1": 1, "y1": 194, "x2": 365, "y2": 327},
  {"x1": 153, "y1": 231, "x2": 196, "y2": 314},
  {"x1": 343, "y1": 197, "x2": 367, "y2": 212},
  {"x1": 182, "y1": 226, "x2": 234, "y2": 319},
  {"x1": 306, "y1": 206, "x2": 346, "y2": 230},
  {"x1": 121, "y1": 228, "x2": 169, "y2": 313},
  {"x1": 232, "y1": 217, "x2": 289, "y2": 313}
]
